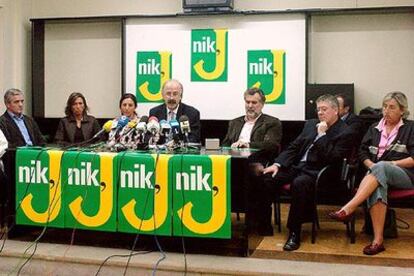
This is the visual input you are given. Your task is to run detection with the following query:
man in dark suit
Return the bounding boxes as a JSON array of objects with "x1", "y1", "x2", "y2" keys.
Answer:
[
  {"x1": 149, "y1": 79, "x2": 200, "y2": 143},
  {"x1": 222, "y1": 87, "x2": 282, "y2": 153},
  {"x1": 251, "y1": 94, "x2": 354, "y2": 250},
  {"x1": 336, "y1": 93, "x2": 364, "y2": 144},
  {"x1": 0, "y1": 88, "x2": 45, "y2": 148}
]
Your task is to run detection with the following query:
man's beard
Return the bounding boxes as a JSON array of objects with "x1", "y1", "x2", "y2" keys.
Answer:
[{"x1": 246, "y1": 110, "x2": 259, "y2": 119}]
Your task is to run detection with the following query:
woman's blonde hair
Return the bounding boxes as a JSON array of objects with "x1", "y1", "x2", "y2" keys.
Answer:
[{"x1": 383, "y1": 91, "x2": 409, "y2": 119}]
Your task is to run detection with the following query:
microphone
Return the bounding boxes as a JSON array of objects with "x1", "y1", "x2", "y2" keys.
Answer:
[
  {"x1": 92, "y1": 120, "x2": 113, "y2": 139},
  {"x1": 169, "y1": 119, "x2": 181, "y2": 143},
  {"x1": 136, "y1": 115, "x2": 149, "y2": 134},
  {"x1": 159, "y1": 119, "x2": 171, "y2": 136},
  {"x1": 115, "y1": 115, "x2": 130, "y2": 131},
  {"x1": 179, "y1": 115, "x2": 191, "y2": 141},
  {"x1": 147, "y1": 116, "x2": 160, "y2": 136},
  {"x1": 119, "y1": 120, "x2": 138, "y2": 136},
  {"x1": 107, "y1": 116, "x2": 130, "y2": 144},
  {"x1": 127, "y1": 120, "x2": 138, "y2": 129}
]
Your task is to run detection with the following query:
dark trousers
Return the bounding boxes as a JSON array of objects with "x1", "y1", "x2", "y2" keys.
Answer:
[{"x1": 248, "y1": 163, "x2": 319, "y2": 232}]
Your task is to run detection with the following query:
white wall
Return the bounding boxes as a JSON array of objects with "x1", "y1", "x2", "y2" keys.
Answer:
[
  {"x1": 0, "y1": 0, "x2": 32, "y2": 114},
  {"x1": 44, "y1": 21, "x2": 121, "y2": 118},
  {"x1": 309, "y1": 12, "x2": 414, "y2": 115}
]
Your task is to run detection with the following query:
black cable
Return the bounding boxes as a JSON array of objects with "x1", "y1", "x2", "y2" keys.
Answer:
[
  {"x1": 149, "y1": 152, "x2": 167, "y2": 276},
  {"x1": 93, "y1": 150, "x2": 127, "y2": 275},
  {"x1": 94, "y1": 250, "x2": 154, "y2": 275},
  {"x1": 0, "y1": 147, "x2": 49, "y2": 254},
  {"x1": 396, "y1": 217, "x2": 410, "y2": 230},
  {"x1": 152, "y1": 235, "x2": 166, "y2": 276},
  {"x1": 58, "y1": 147, "x2": 100, "y2": 259},
  {"x1": 14, "y1": 148, "x2": 69, "y2": 275},
  {"x1": 123, "y1": 150, "x2": 163, "y2": 276},
  {"x1": 93, "y1": 150, "x2": 151, "y2": 276},
  {"x1": 178, "y1": 153, "x2": 187, "y2": 276},
  {"x1": 14, "y1": 146, "x2": 92, "y2": 275}
]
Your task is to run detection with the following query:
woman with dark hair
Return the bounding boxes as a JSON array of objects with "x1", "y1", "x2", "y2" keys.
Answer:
[
  {"x1": 329, "y1": 91, "x2": 414, "y2": 255},
  {"x1": 107, "y1": 93, "x2": 140, "y2": 149},
  {"x1": 119, "y1": 93, "x2": 138, "y2": 120},
  {"x1": 54, "y1": 92, "x2": 100, "y2": 145}
]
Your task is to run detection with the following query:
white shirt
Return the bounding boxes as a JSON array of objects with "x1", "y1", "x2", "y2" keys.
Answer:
[{"x1": 238, "y1": 114, "x2": 262, "y2": 143}]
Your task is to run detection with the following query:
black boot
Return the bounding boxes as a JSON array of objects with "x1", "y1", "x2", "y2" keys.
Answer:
[{"x1": 283, "y1": 231, "x2": 301, "y2": 251}]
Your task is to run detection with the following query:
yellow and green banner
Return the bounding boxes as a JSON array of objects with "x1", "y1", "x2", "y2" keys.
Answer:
[
  {"x1": 16, "y1": 148, "x2": 65, "y2": 227},
  {"x1": 63, "y1": 151, "x2": 117, "y2": 232},
  {"x1": 15, "y1": 148, "x2": 231, "y2": 239},
  {"x1": 191, "y1": 28, "x2": 228, "y2": 82},
  {"x1": 172, "y1": 155, "x2": 231, "y2": 238},
  {"x1": 247, "y1": 49, "x2": 286, "y2": 104},
  {"x1": 118, "y1": 153, "x2": 172, "y2": 235},
  {"x1": 136, "y1": 51, "x2": 172, "y2": 102}
]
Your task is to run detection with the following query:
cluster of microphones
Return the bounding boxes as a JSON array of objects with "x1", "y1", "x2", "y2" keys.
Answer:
[{"x1": 93, "y1": 115, "x2": 193, "y2": 152}]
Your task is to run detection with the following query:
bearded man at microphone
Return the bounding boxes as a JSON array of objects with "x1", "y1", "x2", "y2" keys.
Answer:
[
  {"x1": 249, "y1": 94, "x2": 354, "y2": 251},
  {"x1": 149, "y1": 79, "x2": 200, "y2": 143}
]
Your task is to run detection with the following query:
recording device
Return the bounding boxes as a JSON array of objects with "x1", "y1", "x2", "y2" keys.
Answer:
[
  {"x1": 159, "y1": 119, "x2": 171, "y2": 136},
  {"x1": 136, "y1": 116, "x2": 148, "y2": 135},
  {"x1": 147, "y1": 116, "x2": 160, "y2": 136},
  {"x1": 127, "y1": 120, "x2": 138, "y2": 129},
  {"x1": 92, "y1": 120, "x2": 113, "y2": 139},
  {"x1": 114, "y1": 116, "x2": 130, "y2": 132},
  {"x1": 146, "y1": 116, "x2": 160, "y2": 147},
  {"x1": 169, "y1": 119, "x2": 180, "y2": 143},
  {"x1": 106, "y1": 116, "x2": 130, "y2": 148},
  {"x1": 159, "y1": 119, "x2": 172, "y2": 145},
  {"x1": 119, "y1": 120, "x2": 138, "y2": 137},
  {"x1": 179, "y1": 115, "x2": 191, "y2": 143}
]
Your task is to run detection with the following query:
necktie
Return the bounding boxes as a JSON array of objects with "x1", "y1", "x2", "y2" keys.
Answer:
[{"x1": 168, "y1": 111, "x2": 175, "y2": 121}]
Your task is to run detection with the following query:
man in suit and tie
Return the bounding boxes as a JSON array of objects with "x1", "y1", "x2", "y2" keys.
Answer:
[
  {"x1": 251, "y1": 94, "x2": 354, "y2": 250},
  {"x1": 0, "y1": 88, "x2": 45, "y2": 148},
  {"x1": 149, "y1": 79, "x2": 200, "y2": 143},
  {"x1": 222, "y1": 87, "x2": 282, "y2": 152}
]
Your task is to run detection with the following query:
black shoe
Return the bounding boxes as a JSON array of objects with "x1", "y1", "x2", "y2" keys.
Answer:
[
  {"x1": 283, "y1": 231, "x2": 301, "y2": 251},
  {"x1": 258, "y1": 224, "x2": 273, "y2": 236}
]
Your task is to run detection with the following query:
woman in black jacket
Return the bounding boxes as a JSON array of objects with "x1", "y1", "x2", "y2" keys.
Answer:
[
  {"x1": 329, "y1": 91, "x2": 414, "y2": 255},
  {"x1": 54, "y1": 92, "x2": 100, "y2": 145}
]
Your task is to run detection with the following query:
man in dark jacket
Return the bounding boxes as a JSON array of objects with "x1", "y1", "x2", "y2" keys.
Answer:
[
  {"x1": 251, "y1": 94, "x2": 354, "y2": 250},
  {"x1": 222, "y1": 87, "x2": 282, "y2": 153},
  {"x1": 149, "y1": 79, "x2": 200, "y2": 143},
  {"x1": 336, "y1": 93, "x2": 364, "y2": 144},
  {"x1": 0, "y1": 88, "x2": 45, "y2": 148}
]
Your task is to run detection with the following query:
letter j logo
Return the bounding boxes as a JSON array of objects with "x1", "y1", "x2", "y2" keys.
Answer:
[
  {"x1": 247, "y1": 50, "x2": 286, "y2": 104},
  {"x1": 191, "y1": 29, "x2": 228, "y2": 82}
]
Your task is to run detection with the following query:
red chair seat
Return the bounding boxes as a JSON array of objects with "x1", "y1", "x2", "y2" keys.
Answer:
[
  {"x1": 388, "y1": 188, "x2": 414, "y2": 199},
  {"x1": 281, "y1": 183, "x2": 291, "y2": 192}
]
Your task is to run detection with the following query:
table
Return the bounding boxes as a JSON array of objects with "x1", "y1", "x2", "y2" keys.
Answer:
[{"x1": 2, "y1": 146, "x2": 259, "y2": 255}]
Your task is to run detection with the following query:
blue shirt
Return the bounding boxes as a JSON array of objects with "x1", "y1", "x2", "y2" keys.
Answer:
[{"x1": 7, "y1": 111, "x2": 33, "y2": 146}]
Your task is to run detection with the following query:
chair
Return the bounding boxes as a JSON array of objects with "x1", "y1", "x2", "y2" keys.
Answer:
[
  {"x1": 274, "y1": 158, "x2": 357, "y2": 243},
  {"x1": 388, "y1": 188, "x2": 414, "y2": 202}
]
